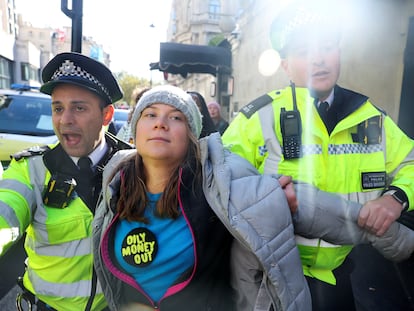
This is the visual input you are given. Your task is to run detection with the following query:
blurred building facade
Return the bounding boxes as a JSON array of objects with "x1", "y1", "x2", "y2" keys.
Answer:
[
  {"x1": 161, "y1": 0, "x2": 414, "y2": 137},
  {"x1": 0, "y1": 0, "x2": 110, "y2": 89},
  {"x1": 2, "y1": 0, "x2": 414, "y2": 137},
  {"x1": 162, "y1": 0, "x2": 233, "y2": 119}
]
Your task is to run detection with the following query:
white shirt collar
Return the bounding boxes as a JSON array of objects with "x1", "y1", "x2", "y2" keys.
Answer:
[
  {"x1": 71, "y1": 138, "x2": 108, "y2": 168},
  {"x1": 318, "y1": 88, "x2": 335, "y2": 107}
]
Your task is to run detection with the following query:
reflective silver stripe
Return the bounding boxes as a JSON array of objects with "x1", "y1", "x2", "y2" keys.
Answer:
[
  {"x1": 28, "y1": 156, "x2": 47, "y2": 212},
  {"x1": 0, "y1": 179, "x2": 36, "y2": 207},
  {"x1": 295, "y1": 235, "x2": 341, "y2": 248},
  {"x1": 0, "y1": 201, "x2": 21, "y2": 229},
  {"x1": 25, "y1": 234, "x2": 92, "y2": 257},
  {"x1": 0, "y1": 178, "x2": 33, "y2": 195},
  {"x1": 328, "y1": 143, "x2": 382, "y2": 155},
  {"x1": 302, "y1": 144, "x2": 323, "y2": 156},
  {"x1": 27, "y1": 157, "x2": 50, "y2": 241},
  {"x1": 28, "y1": 268, "x2": 103, "y2": 297},
  {"x1": 258, "y1": 104, "x2": 282, "y2": 174},
  {"x1": 0, "y1": 179, "x2": 35, "y2": 228}
]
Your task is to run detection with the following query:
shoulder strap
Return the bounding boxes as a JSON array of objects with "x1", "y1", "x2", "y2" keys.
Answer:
[
  {"x1": 12, "y1": 145, "x2": 50, "y2": 161},
  {"x1": 373, "y1": 104, "x2": 387, "y2": 115},
  {"x1": 240, "y1": 94, "x2": 273, "y2": 119}
]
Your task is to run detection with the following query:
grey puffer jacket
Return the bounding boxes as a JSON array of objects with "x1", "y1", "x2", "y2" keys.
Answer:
[
  {"x1": 201, "y1": 133, "x2": 414, "y2": 311},
  {"x1": 201, "y1": 133, "x2": 311, "y2": 311}
]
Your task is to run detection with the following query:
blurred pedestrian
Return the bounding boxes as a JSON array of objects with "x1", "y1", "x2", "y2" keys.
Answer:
[
  {"x1": 207, "y1": 101, "x2": 228, "y2": 135},
  {"x1": 187, "y1": 91, "x2": 217, "y2": 137}
]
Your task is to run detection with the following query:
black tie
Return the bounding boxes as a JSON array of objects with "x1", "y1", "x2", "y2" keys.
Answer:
[
  {"x1": 77, "y1": 157, "x2": 94, "y2": 207},
  {"x1": 78, "y1": 157, "x2": 93, "y2": 175},
  {"x1": 318, "y1": 101, "x2": 329, "y2": 125}
]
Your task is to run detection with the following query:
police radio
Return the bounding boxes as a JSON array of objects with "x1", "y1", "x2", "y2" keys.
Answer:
[{"x1": 280, "y1": 82, "x2": 302, "y2": 159}]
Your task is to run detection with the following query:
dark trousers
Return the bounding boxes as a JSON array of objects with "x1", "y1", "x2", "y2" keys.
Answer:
[{"x1": 306, "y1": 257, "x2": 356, "y2": 311}]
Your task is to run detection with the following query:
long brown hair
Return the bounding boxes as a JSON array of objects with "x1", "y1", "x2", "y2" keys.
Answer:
[{"x1": 114, "y1": 124, "x2": 201, "y2": 223}]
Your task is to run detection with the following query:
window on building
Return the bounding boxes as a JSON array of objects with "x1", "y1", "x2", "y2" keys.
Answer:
[
  {"x1": 20, "y1": 63, "x2": 39, "y2": 82},
  {"x1": 208, "y1": 0, "x2": 220, "y2": 20},
  {"x1": 193, "y1": 33, "x2": 200, "y2": 44},
  {"x1": 171, "y1": 9, "x2": 177, "y2": 36},
  {"x1": 0, "y1": 57, "x2": 12, "y2": 88}
]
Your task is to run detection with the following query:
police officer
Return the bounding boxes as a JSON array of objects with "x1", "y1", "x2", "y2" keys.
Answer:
[
  {"x1": 222, "y1": 0, "x2": 414, "y2": 310},
  {"x1": 0, "y1": 52, "x2": 131, "y2": 310}
]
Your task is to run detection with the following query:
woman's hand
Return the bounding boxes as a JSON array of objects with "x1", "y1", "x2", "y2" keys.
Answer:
[{"x1": 278, "y1": 175, "x2": 298, "y2": 213}]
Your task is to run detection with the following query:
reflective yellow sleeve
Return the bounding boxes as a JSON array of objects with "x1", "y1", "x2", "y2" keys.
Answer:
[
  {"x1": 222, "y1": 112, "x2": 264, "y2": 169},
  {"x1": 384, "y1": 115, "x2": 414, "y2": 211}
]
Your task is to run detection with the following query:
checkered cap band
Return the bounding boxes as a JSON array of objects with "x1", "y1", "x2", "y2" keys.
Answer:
[
  {"x1": 51, "y1": 59, "x2": 110, "y2": 100},
  {"x1": 270, "y1": 0, "x2": 340, "y2": 53},
  {"x1": 279, "y1": 143, "x2": 382, "y2": 158},
  {"x1": 278, "y1": 7, "x2": 320, "y2": 51}
]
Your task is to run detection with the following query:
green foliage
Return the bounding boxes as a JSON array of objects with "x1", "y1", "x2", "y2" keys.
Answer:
[
  {"x1": 208, "y1": 34, "x2": 226, "y2": 46},
  {"x1": 115, "y1": 71, "x2": 150, "y2": 106}
]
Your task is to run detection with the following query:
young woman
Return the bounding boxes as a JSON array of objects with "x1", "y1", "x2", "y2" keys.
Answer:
[{"x1": 92, "y1": 85, "x2": 236, "y2": 310}]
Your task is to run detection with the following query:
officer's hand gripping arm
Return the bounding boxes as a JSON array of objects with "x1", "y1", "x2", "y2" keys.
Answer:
[{"x1": 292, "y1": 183, "x2": 414, "y2": 262}]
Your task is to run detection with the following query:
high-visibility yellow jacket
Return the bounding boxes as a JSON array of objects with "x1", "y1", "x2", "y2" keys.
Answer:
[
  {"x1": 222, "y1": 85, "x2": 414, "y2": 284},
  {"x1": 0, "y1": 134, "x2": 131, "y2": 310}
]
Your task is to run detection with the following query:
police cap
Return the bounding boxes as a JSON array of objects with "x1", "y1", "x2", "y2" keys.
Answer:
[
  {"x1": 40, "y1": 52, "x2": 123, "y2": 105},
  {"x1": 269, "y1": 0, "x2": 341, "y2": 57}
]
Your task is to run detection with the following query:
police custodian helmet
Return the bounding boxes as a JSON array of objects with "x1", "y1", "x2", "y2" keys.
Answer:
[
  {"x1": 269, "y1": 0, "x2": 341, "y2": 57},
  {"x1": 40, "y1": 52, "x2": 123, "y2": 105}
]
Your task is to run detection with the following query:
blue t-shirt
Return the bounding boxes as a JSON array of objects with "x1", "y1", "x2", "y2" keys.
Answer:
[{"x1": 114, "y1": 192, "x2": 194, "y2": 301}]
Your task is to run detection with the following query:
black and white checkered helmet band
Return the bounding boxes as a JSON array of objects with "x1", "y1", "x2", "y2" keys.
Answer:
[{"x1": 51, "y1": 60, "x2": 110, "y2": 100}]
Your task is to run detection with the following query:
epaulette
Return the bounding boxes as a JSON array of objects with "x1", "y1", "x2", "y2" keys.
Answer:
[
  {"x1": 373, "y1": 104, "x2": 387, "y2": 116},
  {"x1": 12, "y1": 145, "x2": 51, "y2": 161},
  {"x1": 239, "y1": 94, "x2": 274, "y2": 119}
]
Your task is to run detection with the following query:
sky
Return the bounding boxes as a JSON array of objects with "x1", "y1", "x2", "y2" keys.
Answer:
[{"x1": 14, "y1": 0, "x2": 173, "y2": 81}]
